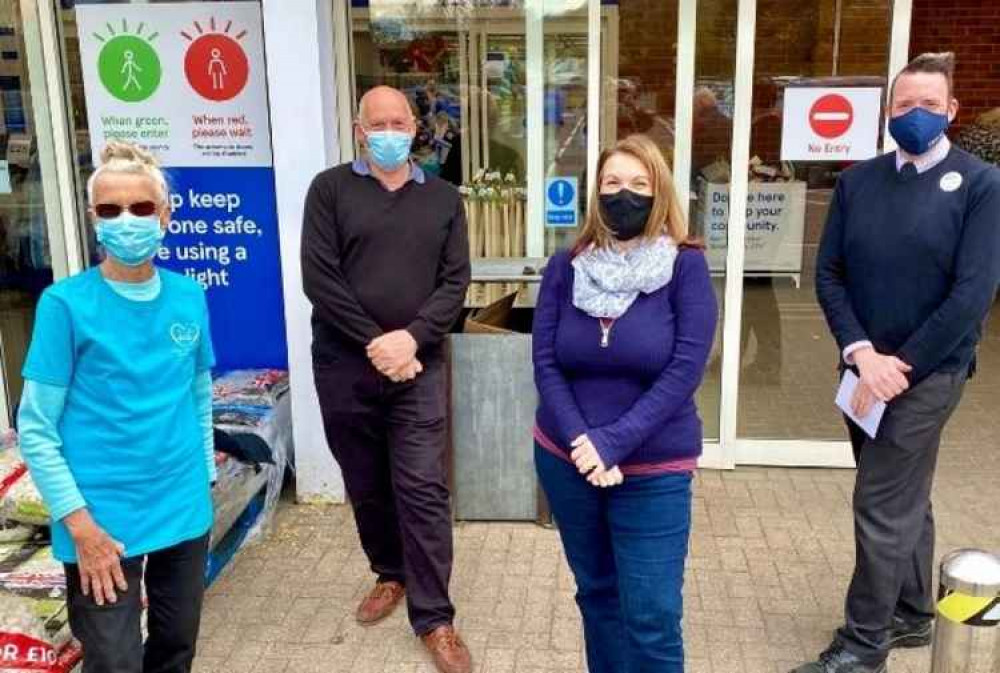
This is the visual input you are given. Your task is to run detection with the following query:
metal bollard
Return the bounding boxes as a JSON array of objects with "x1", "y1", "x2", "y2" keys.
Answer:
[{"x1": 931, "y1": 549, "x2": 1000, "y2": 672}]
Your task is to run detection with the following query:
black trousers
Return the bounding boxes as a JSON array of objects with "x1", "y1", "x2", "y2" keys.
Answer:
[
  {"x1": 314, "y1": 345, "x2": 455, "y2": 636},
  {"x1": 65, "y1": 533, "x2": 209, "y2": 673},
  {"x1": 836, "y1": 370, "x2": 967, "y2": 663}
]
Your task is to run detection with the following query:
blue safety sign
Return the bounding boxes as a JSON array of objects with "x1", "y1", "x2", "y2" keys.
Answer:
[{"x1": 545, "y1": 177, "x2": 578, "y2": 228}]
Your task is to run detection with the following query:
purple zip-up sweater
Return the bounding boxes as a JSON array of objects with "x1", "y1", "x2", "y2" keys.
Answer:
[{"x1": 532, "y1": 246, "x2": 718, "y2": 470}]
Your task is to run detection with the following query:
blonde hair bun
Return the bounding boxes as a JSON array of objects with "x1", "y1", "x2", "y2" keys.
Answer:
[
  {"x1": 88, "y1": 141, "x2": 169, "y2": 206},
  {"x1": 99, "y1": 141, "x2": 160, "y2": 168}
]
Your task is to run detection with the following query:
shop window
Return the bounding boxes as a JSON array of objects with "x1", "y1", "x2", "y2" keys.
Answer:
[
  {"x1": 346, "y1": 0, "x2": 735, "y2": 438},
  {"x1": 0, "y1": 1, "x2": 62, "y2": 422},
  {"x1": 349, "y1": 0, "x2": 603, "y2": 305}
]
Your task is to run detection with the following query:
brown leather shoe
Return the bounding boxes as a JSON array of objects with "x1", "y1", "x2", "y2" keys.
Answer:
[
  {"x1": 355, "y1": 581, "x2": 405, "y2": 625},
  {"x1": 421, "y1": 625, "x2": 472, "y2": 673}
]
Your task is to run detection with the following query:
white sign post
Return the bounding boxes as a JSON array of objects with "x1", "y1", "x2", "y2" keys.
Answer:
[{"x1": 781, "y1": 87, "x2": 882, "y2": 162}]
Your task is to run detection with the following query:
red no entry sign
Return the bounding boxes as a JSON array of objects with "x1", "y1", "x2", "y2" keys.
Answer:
[{"x1": 809, "y1": 94, "x2": 854, "y2": 139}]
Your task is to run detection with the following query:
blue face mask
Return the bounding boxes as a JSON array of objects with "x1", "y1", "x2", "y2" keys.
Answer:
[
  {"x1": 365, "y1": 130, "x2": 413, "y2": 171},
  {"x1": 96, "y1": 214, "x2": 165, "y2": 267},
  {"x1": 889, "y1": 107, "x2": 950, "y2": 156}
]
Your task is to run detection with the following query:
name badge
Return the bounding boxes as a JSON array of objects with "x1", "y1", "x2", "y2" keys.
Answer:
[{"x1": 940, "y1": 171, "x2": 963, "y2": 193}]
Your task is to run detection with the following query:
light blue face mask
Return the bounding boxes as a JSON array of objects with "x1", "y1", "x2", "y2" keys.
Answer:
[
  {"x1": 365, "y1": 130, "x2": 414, "y2": 171},
  {"x1": 96, "y1": 214, "x2": 165, "y2": 267}
]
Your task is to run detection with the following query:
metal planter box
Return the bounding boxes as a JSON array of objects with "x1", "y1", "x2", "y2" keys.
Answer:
[{"x1": 448, "y1": 331, "x2": 539, "y2": 521}]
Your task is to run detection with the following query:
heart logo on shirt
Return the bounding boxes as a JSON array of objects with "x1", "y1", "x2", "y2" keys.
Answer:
[{"x1": 170, "y1": 323, "x2": 201, "y2": 349}]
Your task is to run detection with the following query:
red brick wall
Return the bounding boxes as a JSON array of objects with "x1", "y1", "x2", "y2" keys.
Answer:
[
  {"x1": 695, "y1": 1, "x2": 738, "y2": 78},
  {"x1": 837, "y1": 0, "x2": 892, "y2": 76},
  {"x1": 617, "y1": 0, "x2": 678, "y2": 113},
  {"x1": 615, "y1": 0, "x2": 678, "y2": 153},
  {"x1": 909, "y1": 0, "x2": 1000, "y2": 133},
  {"x1": 691, "y1": 1, "x2": 738, "y2": 172}
]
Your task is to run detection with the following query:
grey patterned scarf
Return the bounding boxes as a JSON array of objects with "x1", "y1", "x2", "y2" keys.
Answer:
[{"x1": 571, "y1": 237, "x2": 679, "y2": 319}]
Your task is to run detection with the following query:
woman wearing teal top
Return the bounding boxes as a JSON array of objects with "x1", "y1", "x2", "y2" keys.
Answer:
[{"x1": 18, "y1": 142, "x2": 216, "y2": 673}]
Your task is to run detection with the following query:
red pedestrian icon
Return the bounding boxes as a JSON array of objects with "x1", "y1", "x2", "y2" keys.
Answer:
[
  {"x1": 181, "y1": 18, "x2": 250, "y2": 102},
  {"x1": 809, "y1": 94, "x2": 854, "y2": 139}
]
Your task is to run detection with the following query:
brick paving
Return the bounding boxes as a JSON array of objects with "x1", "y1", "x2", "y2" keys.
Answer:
[
  {"x1": 193, "y1": 315, "x2": 1000, "y2": 673},
  {"x1": 192, "y1": 415, "x2": 999, "y2": 672}
]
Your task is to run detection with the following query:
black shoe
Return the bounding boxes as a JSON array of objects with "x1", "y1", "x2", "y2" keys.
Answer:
[
  {"x1": 887, "y1": 618, "x2": 933, "y2": 649},
  {"x1": 789, "y1": 643, "x2": 887, "y2": 673}
]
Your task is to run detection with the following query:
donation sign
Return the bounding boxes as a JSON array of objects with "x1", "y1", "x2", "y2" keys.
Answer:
[
  {"x1": 700, "y1": 181, "x2": 807, "y2": 274},
  {"x1": 77, "y1": 1, "x2": 286, "y2": 371},
  {"x1": 780, "y1": 87, "x2": 882, "y2": 162}
]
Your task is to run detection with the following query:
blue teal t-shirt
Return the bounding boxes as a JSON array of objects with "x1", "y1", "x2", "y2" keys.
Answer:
[{"x1": 22, "y1": 268, "x2": 215, "y2": 562}]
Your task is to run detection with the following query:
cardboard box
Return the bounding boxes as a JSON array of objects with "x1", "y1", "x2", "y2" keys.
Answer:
[{"x1": 463, "y1": 292, "x2": 518, "y2": 334}]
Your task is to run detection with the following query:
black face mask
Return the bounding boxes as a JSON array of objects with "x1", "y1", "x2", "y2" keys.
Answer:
[{"x1": 600, "y1": 190, "x2": 654, "y2": 241}]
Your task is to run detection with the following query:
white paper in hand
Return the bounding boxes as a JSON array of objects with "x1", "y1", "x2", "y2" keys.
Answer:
[{"x1": 835, "y1": 370, "x2": 886, "y2": 439}]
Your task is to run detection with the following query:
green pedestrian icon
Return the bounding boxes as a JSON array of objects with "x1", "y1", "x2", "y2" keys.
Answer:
[{"x1": 95, "y1": 20, "x2": 162, "y2": 102}]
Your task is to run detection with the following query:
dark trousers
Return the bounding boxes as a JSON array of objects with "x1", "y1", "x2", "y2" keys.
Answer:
[
  {"x1": 837, "y1": 370, "x2": 967, "y2": 663},
  {"x1": 314, "y1": 347, "x2": 455, "y2": 636},
  {"x1": 65, "y1": 533, "x2": 209, "y2": 673},
  {"x1": 535, "y1": 445, "x2": 691, "y2": 673}
]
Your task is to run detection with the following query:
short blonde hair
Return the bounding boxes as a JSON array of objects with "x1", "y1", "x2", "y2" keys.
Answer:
[
  {"x1": 86, "y1": 141, "x2": 169, "y2": 206},
  {"x1": 575, "y1": 134, "x2": 690, "y2": 254}
]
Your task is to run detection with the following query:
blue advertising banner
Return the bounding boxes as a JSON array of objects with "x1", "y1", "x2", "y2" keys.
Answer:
[
  {"x1": 158, "y1": 167, "x2": 286, "y2": 370},
  {"x1": 77, "y1": 2, "x2": 287, "y2": 371}
]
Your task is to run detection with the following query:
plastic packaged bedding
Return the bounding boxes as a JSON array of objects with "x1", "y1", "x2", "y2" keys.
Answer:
[
  {"x1": 0, "y1": 437, "x2": 48, "y2": 527},
  {"x1": 211, "y1": 369, "x2": 290, "y2": 408},
  {"x1": 0, "y1": 524, "x2": 81, "y2": 673}
]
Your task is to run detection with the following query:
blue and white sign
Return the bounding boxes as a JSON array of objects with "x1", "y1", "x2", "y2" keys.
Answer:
[
  {"x1": 78, "y1": 2, "x2": 288, "y2": 372},
  {"x1": 546, "y1": 177, "x2": 578, "y2": 228},
  {"x1": 158, "y1": 166, "x2": 287, "y2": 370}
]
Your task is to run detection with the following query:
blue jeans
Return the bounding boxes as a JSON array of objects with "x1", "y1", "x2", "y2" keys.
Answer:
[{"x1": 535, "y1": 445, "x2": 692, "y2": 673}]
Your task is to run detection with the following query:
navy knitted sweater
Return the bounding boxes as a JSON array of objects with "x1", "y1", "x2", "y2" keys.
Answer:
[{"x1": 816, "y1": 147, "x2": 1000, "y2": 384}]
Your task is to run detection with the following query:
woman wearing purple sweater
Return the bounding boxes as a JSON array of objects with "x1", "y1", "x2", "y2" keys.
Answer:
[{"x1": 532, "y1": 134, "x2": 718, "y2": 672}]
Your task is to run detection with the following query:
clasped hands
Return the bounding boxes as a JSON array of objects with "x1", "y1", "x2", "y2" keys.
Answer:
[
  {"x1": 851, "y1": 347, "x2": 913, "y2": 417},
  {"x1": 570, "y1": 434, "x2": 624, "y2": 488},
  {"x1": 367, "y1": 330, "x2": 423, "y2": 383}
]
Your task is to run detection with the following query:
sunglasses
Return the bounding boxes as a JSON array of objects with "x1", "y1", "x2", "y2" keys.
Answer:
[{"x1": 94, "y1": 201, "x2": 159, "y2": 219}]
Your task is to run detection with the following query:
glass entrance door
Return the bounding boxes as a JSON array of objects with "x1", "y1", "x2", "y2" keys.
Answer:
[
  {"x1": 728, "y1": 0, "x2": 894, "y2": 464},
  {"x1": 346, "y1": 0, "x2": 733, "y2": 459}
]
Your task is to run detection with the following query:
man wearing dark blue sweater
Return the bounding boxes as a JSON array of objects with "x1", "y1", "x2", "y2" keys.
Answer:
[{"x1": 797, "y1": 53, "x2": 1000, "y2": 673}]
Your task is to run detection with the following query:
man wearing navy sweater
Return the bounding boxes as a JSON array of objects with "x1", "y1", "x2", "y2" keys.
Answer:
[{"x1": 797, "y1": 53, "x2": 1000, "y2": 673}]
